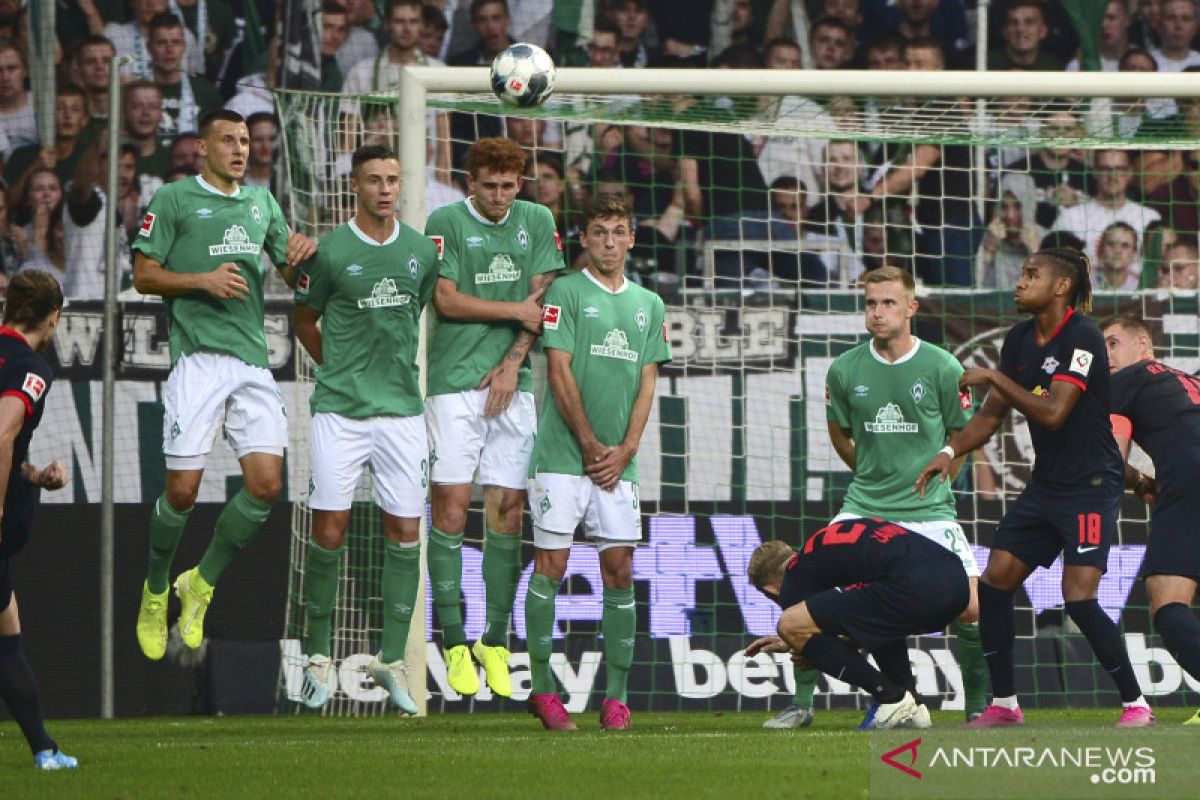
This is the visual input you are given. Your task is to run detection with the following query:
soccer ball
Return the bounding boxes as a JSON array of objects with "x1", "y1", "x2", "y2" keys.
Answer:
[{"x1": 490, "y1": 43, "x2": 556, "y2": 108}]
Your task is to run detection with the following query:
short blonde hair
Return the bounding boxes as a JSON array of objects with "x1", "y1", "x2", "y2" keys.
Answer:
[
  {"x1": 747, "y1": 540, "x2": 794, "y2": 591},
  {"x1": 862, "y1": 265, "x2": 916, "y2": 302}
]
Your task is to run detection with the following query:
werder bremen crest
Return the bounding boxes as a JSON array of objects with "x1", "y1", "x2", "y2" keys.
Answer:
[
  {"x1": 475, "y1": 253, "x2": 521, "y2": 284},
  {"x1": 357, "y1": 277, "x2": 411, "y2": 309},
  {"x1": 635, "y1": 307, "x2": 647, "y2": 332},
  {"x1": 516, "y1": 225, "x2": 529, "y2": 250},
  {"x1": 590, "y1": 328, "x2": 639, "y2": 362}
]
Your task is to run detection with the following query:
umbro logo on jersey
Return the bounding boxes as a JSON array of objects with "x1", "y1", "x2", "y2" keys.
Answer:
[
  {"x1": 466, "y1": 235, "x2": 483, "y2": 247},
  {"x1": 347, "y1": 264, "x2": 363, "y2": 275},
  {"x1": 1042, "y1": 356, "x2": 1059, "y2": 374},
  {"x1": 196, "y1": 207, "x2": 213, "y2": 219},
  {"x1": 854, "y1": 385, "x2": 869, "y2": 397},
  {"x1": 583, "y1": 306, "x2": 599, "y2": 317}
]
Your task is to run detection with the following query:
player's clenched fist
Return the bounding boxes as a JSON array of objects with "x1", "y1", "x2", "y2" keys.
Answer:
[{"x1": 204, "y1": 262, "x2": 249, "y2": 300}]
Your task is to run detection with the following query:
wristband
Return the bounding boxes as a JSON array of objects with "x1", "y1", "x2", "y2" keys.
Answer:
[{"x1": 938, "y1": 445, "x2": 956, "y2": 460}]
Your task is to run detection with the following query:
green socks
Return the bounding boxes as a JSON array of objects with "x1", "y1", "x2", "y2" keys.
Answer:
[
  {"x1": 956, "y1": 620, "x2": 988, "y2": 716},
  {"x1": 380, "y1": 540, "x2": 421, "y2": 663},
  {"x1": 525, "y1": 572, "x2": 561, "y2": 695},
  {"x1": 427, "y1": 527, "x2": 466, "y2": 648},
  {"x1": 147, "y1": 494, "x2": 192, "y2": 594},
  {"x1": 794, "y1": 667, "x2": 820, "y2": 708},
  {"x1": 303, "y1": 541, "x2": 343, "y2": 658},
  {"x1": 481, "y1": 529, "x2": 522, "y2": 646},
  {"x1": 197, "y1": 489, "x2": 271, "y2": 585},
  {"x1": 602, "y1": 587, "x2": 636, "y2": 703}
]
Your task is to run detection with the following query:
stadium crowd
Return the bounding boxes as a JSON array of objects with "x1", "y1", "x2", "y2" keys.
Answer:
[{"x1": 0, "y1": 0, "x2": 1199, "y2": 298}]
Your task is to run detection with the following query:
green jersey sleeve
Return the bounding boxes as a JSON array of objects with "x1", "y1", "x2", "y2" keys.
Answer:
[
  {"x1": 540, "y1": 279, "x2": 575, "y2": 353},
  {"x1": 418, "y1": 236, "x2": 439, "y2": 308},
  {"x1": 262, "y1": 191, "x2": 290, "y2": 267},
  {"x1": 426, "y1": 210, "x2": 459, "y2": 284},
  {"x1": 529, "y1": 203, "x2": 565, "y2": 277},
  {"x1": 938, "y1": 353, "x2": 972, "y2": 430},
  {"x1": 295, "y1": 248, "x2": 330, "y2": 313},
  {"x1": 825, "y1": 357, "x2": 852, "y2": 429},
  {"x1": 644, "y1": 297, "x2": 673, "y2": 366},
  {"x1": 130, "y1": 188, "x2": 178, "y2": 263}
]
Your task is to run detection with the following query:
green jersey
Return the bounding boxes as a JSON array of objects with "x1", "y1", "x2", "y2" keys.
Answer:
[
  {"x1": 425, "y1": 198, "x2": 563, "y2": 396},
  {"x1": 826, "y1": 338, "x2": 972, "y2": 521},
  {"x1": 131, "y1": 175, "x2": 289, "y2": 368},
  {"x1": 531, "y1": 270, "x2": 673, "y2": 482},
  {"x1": 296, "y1": 219, "x2": 438, "y2": 419}
]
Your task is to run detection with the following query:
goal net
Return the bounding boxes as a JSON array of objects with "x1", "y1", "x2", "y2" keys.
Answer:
[{"x1": 273, "y1": 68, "x2": 1200, "y2": 716}]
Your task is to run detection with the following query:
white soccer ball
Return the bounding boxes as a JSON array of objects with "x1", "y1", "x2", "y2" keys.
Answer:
[{"x1": 490, "y1": 43, "x2": 556, "y2": 108}]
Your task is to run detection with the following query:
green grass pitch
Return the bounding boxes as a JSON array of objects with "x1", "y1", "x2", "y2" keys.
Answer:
[{"x1": 1, "y1": 708, "x2": 1193, "y2": 798}]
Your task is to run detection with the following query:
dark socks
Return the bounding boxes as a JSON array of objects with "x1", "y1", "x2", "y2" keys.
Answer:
[
  {"x1": 978, "y1": 581, "x2": 1016, "y2": 698},
  {"x1": 0, "y1": 634, "x2": 55, "y2": 755},
  {"x1": 800, "y1": 634, "x2": 905, "y2": 704},
  {"x1": 871, "y1": 640, "x2": 916, "y2": 694},
  {"x1": 1065, "y1": 599, "x2": 1144, "y2": 703},
  {"x1": 1154, "y1": 603, "x2": 1200, "y2": 682}
]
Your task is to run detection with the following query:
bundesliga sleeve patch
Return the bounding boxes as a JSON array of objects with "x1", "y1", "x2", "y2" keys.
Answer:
[
  {"x1": 22, "y1": 372, "x2": 47, "y2": 402},
  {"x1": 297, "y1": 272, "x2": 310, "y2": 294},
  {"x1": 138, "y1": 212, "x2": 155, "y2": 237},
  {"x1": 429, "y1": 235, "x2": 444, "y2": 260},
  {"x1": 662, "y1": 322, "x2": 669, "y2": 343},
  {"x1": 542, "y1": 304, "x2": 560, "y2": 330},
  {"x1": 553, "y1": 229, "x2": 563, "y2": 252},
  {"x1": 959, "y1": 389, "x2": 972, "y2": 410},
  {"x1": 1069, "y1": 348, "x2": 1094, "y2": 377},
  {"x1": 824, "y1": 384, "x2": 832, "y2": 406}
]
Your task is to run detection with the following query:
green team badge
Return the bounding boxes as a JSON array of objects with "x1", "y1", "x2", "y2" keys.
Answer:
[
  {"x1": 476, "y1": 253, "x2": 521, "y2": 284},
  {"x1": 591, "y1": 328, "x2": 638, "y2": 362},
  {"x1": 540, "y1": 495, "x2": 552, "y2": 514},
  {"x1": 170, "y1": 420, "x2": 181, "y2": 441},
  {"x1": 635, "y1": 307, "x2": 647, "y2": 332},
  {"x1": 408, "y1": 256, "x2": 419, "y2": 278},
  {"x1": 910, "y1": 378, "x2": 929, "y2": 404},
  {"x1": 864, "y1": 403, "x2": 918, "y2": 433},
  {"x1": 250, "y1": 205, "x2": 262, "y2": 225},
  {"x1": 516, "y1": 225, "x2": 529, "y2": 250},
  {"x1": 357, "y1": 278, "x2": 410, "y2": 309}
]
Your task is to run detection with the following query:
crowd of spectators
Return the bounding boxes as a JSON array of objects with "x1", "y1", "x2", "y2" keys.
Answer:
[{"x1": 1, "y1": 0, "x2": 1199, "y2": 300}]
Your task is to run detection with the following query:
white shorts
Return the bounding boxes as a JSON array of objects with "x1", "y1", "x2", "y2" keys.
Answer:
[
  {"x1": 162, "y1": 350, "x2": 288, "y2": 470},
  {"x1": 307, "y1": 413, "x2": 428, "y2": 517},
  {"x1": 425, "y1": 388, "x2": 535, "y2": 489},
  {"x1": 832, "y1": 512, "x2": 981, "y2": 577},
  {"x1": 528, "y1": 472, "x2": 642, "y2": 551}
]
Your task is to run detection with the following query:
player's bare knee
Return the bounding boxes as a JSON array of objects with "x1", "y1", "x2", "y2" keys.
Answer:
[
  {"x1": 484, "y1": 487, "x2": 524, "y2": 533},
  {"x1": 777, "y1": 605, "x2": 817, "y2": 649},
  {"x1": 434, "y1": 504, "x2": 467, "y2": 534},
  {"x1": 599, "y1": 547, "x2": 633, "y2": 589},
  {"x1": 164, "y1": 474, "x2": 200, "y2": 510},
  {"x1": 383, "y1": 516, "x2": 421, "y2": 544},
  {"x1": 1146, "y1": 575, "x2": 1196, "y2": 617},
  {"x1": 533, "y1": 547, "x2": 569, "y2": 582},
  {"x1": 1060, "y1": 566, "x2": 1101, "y2": 602},
  {"x1": 245, "y1": 475, "x2": 282, "y2": 504}
]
